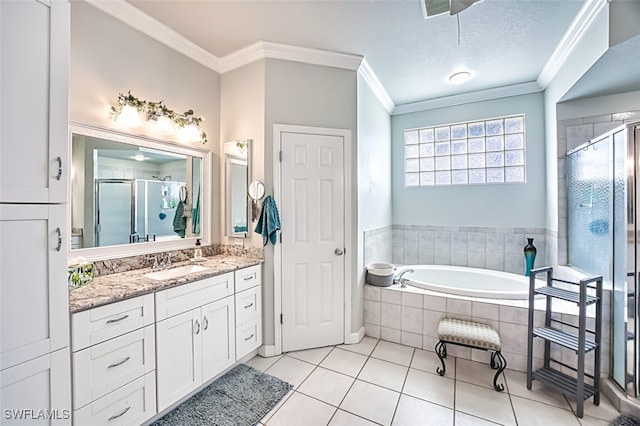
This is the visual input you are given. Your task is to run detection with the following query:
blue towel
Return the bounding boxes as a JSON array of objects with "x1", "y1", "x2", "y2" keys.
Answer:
[
  {"x1": 192, "y1": 186, "x2": 201, "y2": 234},
  {"x1": 255, "y1": 195, "x2": 281, "y2": 246},
  {"x1": 173, "y1": 201, "x2": 186, "y2": 238}
]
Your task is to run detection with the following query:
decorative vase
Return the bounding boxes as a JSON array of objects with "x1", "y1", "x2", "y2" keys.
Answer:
[{"x1": 524, "y1": 238, "x2": 537, "y2": 277}]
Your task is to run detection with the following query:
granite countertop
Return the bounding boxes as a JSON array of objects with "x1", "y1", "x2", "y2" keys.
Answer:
[{"x1": 69, "y1": 255, "x2": 263, "y2": 314}]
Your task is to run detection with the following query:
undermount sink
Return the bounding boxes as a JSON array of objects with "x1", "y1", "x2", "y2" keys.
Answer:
[{"x1": 143, "y1": 264, "x2": 208, "y2": 281}]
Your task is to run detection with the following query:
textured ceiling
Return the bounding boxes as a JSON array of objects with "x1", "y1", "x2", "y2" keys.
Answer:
[{"x1": 127, "y1": 0, "x2": 586, "y2": 106}]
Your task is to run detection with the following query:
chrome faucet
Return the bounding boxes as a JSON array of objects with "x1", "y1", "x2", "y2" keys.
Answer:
[
  {"x1": 396, "y1": 269, "x2": 415, "y2": 288},
  {"x1": 147, "y1": 255, "x2": 160, "y2": 270}
]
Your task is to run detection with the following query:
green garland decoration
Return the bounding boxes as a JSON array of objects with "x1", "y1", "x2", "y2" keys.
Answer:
[{"x1": 111, "y1": 91, "x2": 207, "y2": 144}]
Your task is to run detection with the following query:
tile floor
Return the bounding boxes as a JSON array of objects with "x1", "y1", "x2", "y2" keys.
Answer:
[{"x1": 246, "y1": 337, "x2": 620, "y2": 426}]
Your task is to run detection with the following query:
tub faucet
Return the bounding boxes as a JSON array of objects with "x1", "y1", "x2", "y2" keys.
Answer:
[{"x1": 396, "y1": 269, "x2": 415, "y2": 288}]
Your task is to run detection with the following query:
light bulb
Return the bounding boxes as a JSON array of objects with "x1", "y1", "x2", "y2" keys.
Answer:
[
  {"x1": 155, "y1": 115, "x2": 175, "y2": 134},
  {"x1": 114, "y1": 105, "x2": 142, "y2": 128},
  {"x1": 178, "y1": 123, "x2": 201, "y2": 142}
]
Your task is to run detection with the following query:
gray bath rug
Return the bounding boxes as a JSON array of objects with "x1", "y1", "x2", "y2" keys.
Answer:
[
  {"x1": 152, "y1": 363, "x2": 292, "y2": 426},
  {"x1": 611, "y1": 415, "x2": 640, "y2": 426}
]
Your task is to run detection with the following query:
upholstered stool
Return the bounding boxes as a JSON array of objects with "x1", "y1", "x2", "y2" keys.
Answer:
[{"x1": 435, "y1": 318, "x2": 507, "y2": 391}]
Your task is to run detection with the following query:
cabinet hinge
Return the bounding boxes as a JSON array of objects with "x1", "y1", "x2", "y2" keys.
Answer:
[
  {"x1": 280, "y1": 313, "x2": 283, "y2": 324},
  {"x1": 279, "y1": 151, "x2": 282, "y2": 162}
]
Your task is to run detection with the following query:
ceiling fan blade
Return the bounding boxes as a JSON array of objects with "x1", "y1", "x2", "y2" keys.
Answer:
[
  {"x1": 450, "y1": 0, "x2": 482, "y2": 15},
  {"x1": 421, "y1": 0, "x2": 450, "y2": 18}
]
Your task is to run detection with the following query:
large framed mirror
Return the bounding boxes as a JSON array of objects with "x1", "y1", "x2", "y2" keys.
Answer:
[
  {"x1": 69, "y1": 124, "x2": 211, "y2": 259},
  {"x1": 224, "y1": 139, "x2": 251, "y2": 237}
]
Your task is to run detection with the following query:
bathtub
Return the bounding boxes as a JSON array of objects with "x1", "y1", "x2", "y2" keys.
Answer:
[{"x1": 400, "y1": 265, "x2": 531, "y2": 300}]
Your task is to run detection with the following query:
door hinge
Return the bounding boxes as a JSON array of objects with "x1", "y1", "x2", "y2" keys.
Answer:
[
  {"x1": 279, "y1": 151, "x2": 282, "y2": 162},
  {"x1": 280, "y1": 313, "x2": 283, "y2": 324},
  {"x1": 279, "y1": 233, "x2": 282, "y2": 243}
]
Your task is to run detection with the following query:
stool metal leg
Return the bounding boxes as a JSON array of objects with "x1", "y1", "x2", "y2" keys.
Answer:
[
  {"x1": 435, "y1": 340, "x2": 447, "y2": 376},
  {"x1": 492, "y1": 351, "x2": 507, "y2": 392}
]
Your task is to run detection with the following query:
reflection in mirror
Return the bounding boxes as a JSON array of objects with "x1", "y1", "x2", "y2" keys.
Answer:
[
  {"x1": 224, "y1": 139, "x2": 251, "y2": 237},
  {"x1": 70, "y1": 125, "x2": 210, "y2": 256}
]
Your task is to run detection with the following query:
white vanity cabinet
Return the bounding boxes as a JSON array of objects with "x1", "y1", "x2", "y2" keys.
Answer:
[
  {"x1": 0, "y1": 204, "x2": 71, "y2": 425},
  {"x1": 0, "y1": 0, "x2": 71, "y2": 422},
  {"x1": 234, "y1": 265, "x2": 263, "y2": 359},
  {"x1": 0, "y1": 0, "x2": 69, "y2": 204},
  {"x1": 70, "y1": 294, "x2": 156, "y2": 425},
  {"x1": 155, "y1": 273, "x2": 236, "y2": 412}
]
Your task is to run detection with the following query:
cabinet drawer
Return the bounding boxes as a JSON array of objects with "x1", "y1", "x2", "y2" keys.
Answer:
[
  {"x1": 74, "y1": 372, "x2": 156, "y2": 426},
  {"x1": 155, "y1": 273, "x2": 234, "y2": 321},
  {"x1": 235, "y1": 265, "x2": 262, "y2": 292},
  {"x1": 71, "y1": 294, "x2": 154, "y2": 352},
  {"x1": 73, "y1": 325, "x2": 155, "y2": 409},
  {"x1": 235, "y1": 286, "x2": 261, "y2": 326},
  {"x1": 236, "y1": 319, "x2": 261, "y2": 360}
]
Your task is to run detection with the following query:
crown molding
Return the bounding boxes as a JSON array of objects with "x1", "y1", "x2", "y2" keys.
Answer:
[
  {"x1": 392, "y1": 81, "x2": 542, "y2": 115},
  {"x1": 537, "y1": 0, "x2": 608, "y2": 89},
  {"x1": 86, "y1": 0, "x2": 221, "y2": 72},
  {"x1": 219, "y1": 41, "x2": 364, "y2": 74},
  {"x1": 358, "y1": 59, "x2": 395, "y2": 114}
]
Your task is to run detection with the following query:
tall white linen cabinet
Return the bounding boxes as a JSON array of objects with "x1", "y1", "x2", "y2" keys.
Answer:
[{"x1": 0, "y1": 0, "x2": 72, "y2": 424}]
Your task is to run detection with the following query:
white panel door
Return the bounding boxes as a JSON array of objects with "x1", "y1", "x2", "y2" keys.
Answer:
[
  {"x1": 155, "y1": 310, "x2": 201, "y2": 412},
  {"x1": 0, "y1": 204, "x2": 68, "y2": 370},
  {"x1": 0, "y1": 0, "x2": 69, "y2": 203},
  {"x1": 281, "y1": 132, "x2": 345, "y2": 352},
  {"x1": 201, "y1": 296, "x2": 235, "y2": 383}
]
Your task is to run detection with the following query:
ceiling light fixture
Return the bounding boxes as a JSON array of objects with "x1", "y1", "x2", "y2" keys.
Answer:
[{"x1": 449, "y1": 71, "x2": 471, "y2": 84}]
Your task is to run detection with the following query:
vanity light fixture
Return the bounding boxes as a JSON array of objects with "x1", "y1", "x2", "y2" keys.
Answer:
[
  {"x1": 448, "y1": 71, "x2": 472, "y2": 84},
  {"x1": 110, "y1": 91, "x2": 207, "y2": 144}
]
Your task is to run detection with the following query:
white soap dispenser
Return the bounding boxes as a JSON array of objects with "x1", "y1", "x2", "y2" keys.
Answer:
[{"x1": 194, "y1": 239, "x2": 203, "y2": 260}]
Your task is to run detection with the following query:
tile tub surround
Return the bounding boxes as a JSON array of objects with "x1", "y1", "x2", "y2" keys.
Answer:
[
  {"x1": 389, "y1": 225, "x2": 547, "y2": 274},
  {"x1": 69, "y1": 254, "x2": 262, "y2": 313},
  {"x1": 91, "y1": 244, "x2": 263, "y2": 276},
  {"x1": 363, "y1": 226, "x2": 393, "y2": 267},
  {"x1": 363, "y1": 284, "x2": 611, "y2": 377}
]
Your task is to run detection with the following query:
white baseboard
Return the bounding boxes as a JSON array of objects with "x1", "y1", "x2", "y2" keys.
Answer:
[
  {"x1": 344, "y1": 326, "x2": 365, "y2": 344},
  {"x1": 257, "y1": 344, "x2": 278, "y2": 357}
]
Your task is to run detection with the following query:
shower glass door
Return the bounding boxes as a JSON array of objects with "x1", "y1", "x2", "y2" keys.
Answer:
[{"x1": 566, "y1": 127, "x2": 629, "y2": 391}]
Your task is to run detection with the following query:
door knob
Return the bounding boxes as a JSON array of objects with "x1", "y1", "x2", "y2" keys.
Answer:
[{"x1": 335, "y1": 248, "x2": 344, "y2": 256}]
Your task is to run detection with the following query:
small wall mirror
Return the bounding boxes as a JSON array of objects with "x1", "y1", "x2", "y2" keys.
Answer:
[
  {"x1": 225, "y1": 139, "x2": 251, "y2": 237},
  {"x1": 70, "y1": 124, "x2": 211, "y2": 258},
  {"x1": 248, "y1": 180, "x2": 265, "y2": 222}
]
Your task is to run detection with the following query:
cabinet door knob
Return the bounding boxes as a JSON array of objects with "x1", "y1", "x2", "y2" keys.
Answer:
[
  {"x1": 194, "y1": 320, "x2": 200, "y2": 335},
  {"x1": 203, "y1": 316, "x2": 209, "y2": 330},
  {"x1": 55, "y1": 227, "x2": 62, "y2": 252},
  {"x1": 55, "y1": 156, "x2": 62, "y2": 181}
]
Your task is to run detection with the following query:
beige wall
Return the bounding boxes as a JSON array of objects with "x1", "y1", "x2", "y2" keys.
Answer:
[
  {"x1": 261, "y1": 59, "x2": 359, "y2": 342},
  {"x1": 70, "y1": 1, "x2": 222, "y2": 241},
  {"x1": 220, "y1": 60, "x2": 266, "y2": 248}
]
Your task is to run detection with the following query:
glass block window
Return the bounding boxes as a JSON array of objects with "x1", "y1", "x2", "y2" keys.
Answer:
[{"x1": 404, "y1": 115, "x2": 526, "y2": 186}]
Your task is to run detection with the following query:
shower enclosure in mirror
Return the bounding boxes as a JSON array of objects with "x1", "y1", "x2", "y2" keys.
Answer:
[
  {"x1": 567, "y1": 122, "x2": 640, "y2": 397},
  {"x1": 224, "y1": 139, "x2": 251, "y2": 237},
  {"x1": 70, "y1": 124, "x2": 211, "y2": 258}
]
